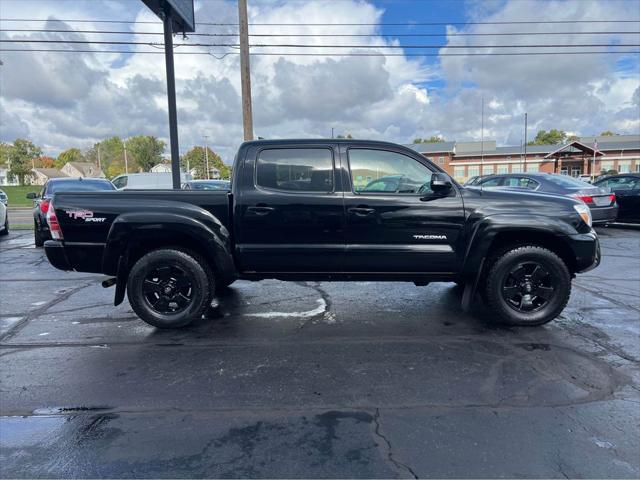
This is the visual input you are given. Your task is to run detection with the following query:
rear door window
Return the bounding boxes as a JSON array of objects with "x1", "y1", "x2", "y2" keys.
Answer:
[{"x1": 256, "y1": 148, "x2": 334, "y2": 192}]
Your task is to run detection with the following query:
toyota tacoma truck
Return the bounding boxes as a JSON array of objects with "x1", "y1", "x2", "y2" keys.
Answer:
[{"x1": 43, "y1": 139, "x2": 600, "y2": 328}]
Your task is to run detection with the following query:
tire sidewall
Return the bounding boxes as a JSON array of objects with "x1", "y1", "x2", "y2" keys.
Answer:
[
  {"x1": 487, "y1": 248, "x2": 571, "y2": 326},
  {"x1": 127, "y1": 250, "x2": 212, "y2": 328}
]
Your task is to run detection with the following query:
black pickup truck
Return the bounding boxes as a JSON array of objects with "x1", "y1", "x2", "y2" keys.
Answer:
[{"x1": 43, "y1": 139, "x2": 600, "y2": 328}]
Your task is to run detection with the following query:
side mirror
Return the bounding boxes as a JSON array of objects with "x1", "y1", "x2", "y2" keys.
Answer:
[
  {"x1": 26, "y1": 192, "x2": 38, "y2": 199},
  {"x1": 430, "y1": 173, "x2": 453, "y2": 194}
]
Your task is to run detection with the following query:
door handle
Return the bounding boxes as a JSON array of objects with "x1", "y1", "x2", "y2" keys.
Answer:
[
  {"x1": 348, "y1": 207, "x2": 375, "y2": 216},
  {"x1": 247, "y1": 205, "x2": 275, "y2": 216}
]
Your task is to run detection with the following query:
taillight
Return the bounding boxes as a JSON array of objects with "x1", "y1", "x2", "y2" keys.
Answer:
[
  {"x1": 609, "y1": 194, "x2": 616, "y2": 203},
  {"x1": 40, "y1": 199, "x2": 50, "y2": 214},
  {"x1": 572, "y1": 194, "x2": 593, "y2": 204},
  {"x1": 46, "y1": 201, "x2": 64, "y2": 240}
]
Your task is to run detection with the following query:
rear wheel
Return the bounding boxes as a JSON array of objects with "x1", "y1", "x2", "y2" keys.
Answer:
[
  {"x1": 127, "y1": 248, "x2": 214, "y2": 328},
  {"x1": 34, "y1": 221, "x2": 44, "y2": 246},
  {"x1": 0, "y1": 215, "x2": 8, "y2": 236},
  {"x1": 483, "y1": 246, "x2": 571, "y2": 326}
]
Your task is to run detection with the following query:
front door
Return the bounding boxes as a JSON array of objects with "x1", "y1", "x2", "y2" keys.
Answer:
[
  {"x1": 342, "y1": 146, "x2": 465, "y2": 273},
  {"x1": 236, "y1": 145, "x2": 345, "y2": 272}
]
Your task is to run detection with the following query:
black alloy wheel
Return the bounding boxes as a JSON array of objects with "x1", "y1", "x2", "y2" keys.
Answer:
[
  {"x1": 501, "y1": 261, "x2": 556, "y2": 313},
  {"x1": 142, "y1": 264, "x2": 195, "y2": 315}
]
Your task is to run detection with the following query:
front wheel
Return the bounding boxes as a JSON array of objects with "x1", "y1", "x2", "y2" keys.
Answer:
[
  {"x1": 0, "y1": 216, "x2": 8, "y2": 236},
  {"x1": 483, "y1": 246, "x2": 571, "y2": 326},
  {"x1": 127, "y1": 248, "x2": 214, "y2": 328}
]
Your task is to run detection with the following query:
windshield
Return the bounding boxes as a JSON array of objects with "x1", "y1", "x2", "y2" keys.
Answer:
[
  {"x1": 47, "y1": 180, "x2": 115, "y2": 194},
  {"x1": 544, "y1": 175, "x2": 591, "y2": 188}
]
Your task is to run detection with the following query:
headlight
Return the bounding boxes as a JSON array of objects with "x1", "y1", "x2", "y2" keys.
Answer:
[{"x1": 573, "y1": 203, "x2": 592, "y2": 227}]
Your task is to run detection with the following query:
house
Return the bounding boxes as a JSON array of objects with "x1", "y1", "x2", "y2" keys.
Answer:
[
  {"x1": 61, "y1": 162, "x2": 105, "y2": 178},
  {"x1": 406, "y1": 134, "x2": 640, "y2": 183},
  {"x1": 151, "y1": 163, "x2": 198, "y2": 179},
  {"x1": 0, "y1": 167, "x2": 19, "y2": 186},
  {"x1": 31, "y1": 168, "x2": 68, "y2": 185}
]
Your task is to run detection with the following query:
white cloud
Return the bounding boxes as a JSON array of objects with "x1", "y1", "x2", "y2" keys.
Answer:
[{"x1": 0, "y1": 0, "x2": 638, "y2": 162}]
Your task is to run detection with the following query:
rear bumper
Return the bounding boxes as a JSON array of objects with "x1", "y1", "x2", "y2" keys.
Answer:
[
  {"x1": 44, "y1": 240, "x2": 73, "y2": 271},
  {"x1": 568, "y1": 231, "x2": 601, "y2": 273},
  {"x1": 591, "y1": 205, "x2": 618, "y2": 224}
]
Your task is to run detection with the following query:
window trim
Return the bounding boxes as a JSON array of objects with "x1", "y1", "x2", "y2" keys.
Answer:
[
  {"x1": 253, "y1": 146, "x2": 337, "y2": 194},
  {"x1": 346, "y1": 146, "x2": 439, "y2": 196}
]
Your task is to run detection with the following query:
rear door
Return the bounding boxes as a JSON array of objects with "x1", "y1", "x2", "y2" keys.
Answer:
[
  {"x1": 600, "y1": 176, "x2": 640, "y2": 222},
  {"x1": 235, "y1": 145, "x2": 345, "y2": 272},
  {"x1": 341, "y1": 146, "x2": 465, "y2": 273}
]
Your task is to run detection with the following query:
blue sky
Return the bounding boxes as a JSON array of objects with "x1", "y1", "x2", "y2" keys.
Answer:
[{"x1": 1, "y1": 0, "x2": 639, "y2": 160}]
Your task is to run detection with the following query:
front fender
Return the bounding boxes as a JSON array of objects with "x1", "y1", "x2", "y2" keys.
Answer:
[{"x1": 461, "y1": 214, "x2": 577, "y2": 277}]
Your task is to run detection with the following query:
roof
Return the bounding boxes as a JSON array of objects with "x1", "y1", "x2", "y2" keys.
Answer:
[
  {"x1": 32, "y1": 168, "x2": 67, "y2": 178},
  {"x1": 66, "y1": 162, "x2": 103, "y2": 177},
  {"x1": 544, "y1": 140, "x2": 604, "y2": 159},
  {"x1": 405, "y1": 141, "x2": 456, "y2": 154}
]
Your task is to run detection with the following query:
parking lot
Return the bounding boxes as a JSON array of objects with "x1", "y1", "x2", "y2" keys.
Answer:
[{"x1": 1, "y1": 227, "x2": 639, "y2": 478}]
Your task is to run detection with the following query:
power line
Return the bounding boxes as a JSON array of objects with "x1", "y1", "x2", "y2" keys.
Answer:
[
  {"x1": 3, "y1": 39, "x2": 638, "y2": 49},
  {"x1": 3, "y1": 28, "x2": 640, "y2": 37},
  {"x1": 2, "y1": 17, "x2": 639, "y2": 26},
  {"x1": 2, "y1": 48, "x2": 638, "y2": 57}
]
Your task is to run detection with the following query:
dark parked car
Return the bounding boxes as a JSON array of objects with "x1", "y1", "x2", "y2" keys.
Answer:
[
  {"x1": 464, "y1": 175, "x2": 488, "y2": 186},
  {"x1": 182, "y1": 180, "x2": 231, "y2": 190},
  {"x1": 43, "y1": 139, "x2": 599, "y2": 329},
  {"x1": 473, "y1": 173, "x2": 618, "y2": 224},
  {"x1": 27, "y1": 177, "x2": 115, "y2": 247},
  {"x1": 593, "y1": 173, "x2": 640, "y2": 224}
]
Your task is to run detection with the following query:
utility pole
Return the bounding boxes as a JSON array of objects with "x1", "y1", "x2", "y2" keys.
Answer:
[
  {"x1": 238, "y1": 0, "x2": 254, "y2": 141},
  {"x1": 480, "y1": 96, "x2": 484, "y2": 185},
  {"x1": 163, "y1": 7, "x2": 182, "y2": 189},
  {"x1": 203, "y1": 135, "x2": 210, "y2": 180},
  {"x1": 331, "y1": 127, "x2": 334, "y2": 139},
  {"x1": 523, "y1": 112, "x2": 528, "y2": 172},
  {"x1": 97, "y1": 144, "x2": 101, "y2": 170},
  {"x1": 123, "y1": 139, "x2": 129, "y2": 174}
]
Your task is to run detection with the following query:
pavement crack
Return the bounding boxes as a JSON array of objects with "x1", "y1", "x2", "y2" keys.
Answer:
[
  {"x1": 373, "y1": 408, "x2": 419, "y2": 479},
  {"x1": 0, "y1": 282, "x2": 93, "y2": 342}
]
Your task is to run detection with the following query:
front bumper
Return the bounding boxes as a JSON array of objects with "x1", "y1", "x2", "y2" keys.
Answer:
[
  {"x1": 44, "y1": 240, "x2": 73, "y2": 271},
  {"x1": 568, "y1": 231, "x2": 601, "y2": 273}
]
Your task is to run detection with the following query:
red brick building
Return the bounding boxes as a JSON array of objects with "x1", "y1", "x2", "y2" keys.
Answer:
[{"x1": 406, "y1": 134, "x2": 640, "y2": 183}]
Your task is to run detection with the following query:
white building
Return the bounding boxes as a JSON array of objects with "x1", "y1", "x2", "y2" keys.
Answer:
[{"x1": 0, "y1": 168, "x2": 19, "y2": 186}]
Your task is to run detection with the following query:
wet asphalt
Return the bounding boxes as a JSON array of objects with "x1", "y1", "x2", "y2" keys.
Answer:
[{"x1": 0, "y1": 227, "x2": 639, "y2": 478}]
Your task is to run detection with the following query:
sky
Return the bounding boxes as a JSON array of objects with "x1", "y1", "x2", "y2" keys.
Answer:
[{"x1": 0, "y1": 0, "x2": 639, "y2": 163}]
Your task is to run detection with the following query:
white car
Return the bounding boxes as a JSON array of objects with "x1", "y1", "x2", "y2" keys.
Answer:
[{"x1": 0, "y1": 200, "x2": 8, "y2": 236}]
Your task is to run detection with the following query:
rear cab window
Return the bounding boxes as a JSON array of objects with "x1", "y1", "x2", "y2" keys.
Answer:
[{"x1": 256, "y1": 148, "x2": 334, "y2": 192}]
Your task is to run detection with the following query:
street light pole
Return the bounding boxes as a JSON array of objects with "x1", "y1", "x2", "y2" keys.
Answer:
[
  {"x1": 163, "y1": 7, "x2": 182, "y2": 189},
  {"x1": 203, "y1": 135, "x2": 210, "y2": 180},
  {"x1": 123, "y1": 139, "x2": 128, "y2": 174}
]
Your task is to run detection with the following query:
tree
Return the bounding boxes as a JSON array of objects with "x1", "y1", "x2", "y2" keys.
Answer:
[
  {"x1": 527, "y1": 129, "x2": 567, "y2": 146},
  {"x1": 0, "y1": 142, "x2": 12, "y2": 167},
  {"x1": 8, "y1": 139, "x2": 42, "y2": 185},
  {"x1": 124, "y1": 136, "x2": 166, "y2": 172},
  {"x1": 181, "y1": 146, "x2": 230, "y2": 179},
  {"x1": 56, "y1": 148, "x2": 84, "y2": 169},
  {"x1": 37, "y1": 156, "x2": 56, "y2": 168},
  {"x1": 600, "y1": 131, "x2": 617, "y2": 136},
  {"x1": 413, "y1": 136, "x2": 445, "y2": 144},
  {"x1": 106, "y1": 159, "x2": 126, "y2": 179},
  {"x1": 85, "y1": 136, "x2": 127, "y2": 172}
]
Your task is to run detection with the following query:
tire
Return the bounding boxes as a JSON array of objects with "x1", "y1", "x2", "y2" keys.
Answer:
[
  {"x1": 127, "y1": 248, "x2": 215, "y2": 328},
  {"x1": 34, "y1": 222, "x2": 44, "y2": 246},
  {"x1": 483, "y1": 246, "x2": 571, "y2": 326},
  {"x1": 0, "y1": 217, "x2": 8, "y2": 236}
]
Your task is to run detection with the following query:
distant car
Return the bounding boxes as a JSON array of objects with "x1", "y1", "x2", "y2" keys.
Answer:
[
  {"x1": 182, "y1": 180, "x2": 231, "y2": 190},
  {"x1": 474, "y1": 173, "x2": 618, "y2": 225},
  {"x1": 361, "y1": 175, "x2": 427, "y2": 193},
  {"x1": 0, "y1": 189, "x2": 7, "y2": 206},
  {"x1": 0, "y1": 200, "x2": 8, "y2": 236},
  {"x1": 27, "y1": 177, "x2": 116, "y2": 247},
  {"x1": 112, "y1": 172, "x2": 192, "y2": 190},
  {"x1": 593, "y1": 173, "x2": 640, "y2": 224},
  {"x1": 464, "y1": 175, "x2": 489, "y2": 186}
]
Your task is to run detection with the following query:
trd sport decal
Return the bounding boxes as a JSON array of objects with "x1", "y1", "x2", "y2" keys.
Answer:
[{"x1": 65, "y1": 209, "x2": 106, "y2": 223}]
